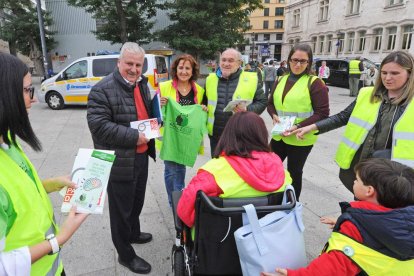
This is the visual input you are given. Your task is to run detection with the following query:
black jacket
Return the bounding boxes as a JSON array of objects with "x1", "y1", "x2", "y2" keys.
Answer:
[
  {"x1": 205, "y1": 69, "x2": 267, "y2": 138},
  {"x1": 87, "y1": 69, "x2": 156, "y2": 183}
]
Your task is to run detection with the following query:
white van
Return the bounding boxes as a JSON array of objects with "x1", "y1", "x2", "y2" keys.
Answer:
[{"x1": 39, "y1": 54, "x2": 169, "y2": 110}]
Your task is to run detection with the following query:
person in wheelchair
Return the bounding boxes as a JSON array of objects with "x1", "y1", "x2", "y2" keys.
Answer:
[{"x1": 177, "y1": 111, "x2": 291, "y2": 228}]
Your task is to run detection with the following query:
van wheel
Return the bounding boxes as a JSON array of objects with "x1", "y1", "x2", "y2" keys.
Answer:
[{"x1": 47, "y1": 92, "x2": 64, "y2": 110}]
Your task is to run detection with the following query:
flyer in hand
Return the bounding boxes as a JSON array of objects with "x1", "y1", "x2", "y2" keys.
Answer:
[
  {"x1": 130, "y1": 118, "x2": 161, "y2": 139},
  {"x1": 61, "y1": 149, "x2": 115, "y2": 214},
  {"x1": 223, "y1": 99, "x2": 252, "y2": 112},
  {"x1": 271, "y1": 116, "x2": 296, "y2": 135}
]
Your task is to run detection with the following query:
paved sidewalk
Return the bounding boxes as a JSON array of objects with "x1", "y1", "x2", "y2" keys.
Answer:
[{"x1": 25, "y1": 81, "x2": 353, "y2": 275}]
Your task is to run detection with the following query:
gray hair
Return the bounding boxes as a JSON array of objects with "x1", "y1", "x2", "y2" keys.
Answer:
[
  {"x1": 120, "y1": 42, "x2": 145, "y2": 59},
  {"x1": 223, "y1": 48, "x2": 242, "y2": 62}
]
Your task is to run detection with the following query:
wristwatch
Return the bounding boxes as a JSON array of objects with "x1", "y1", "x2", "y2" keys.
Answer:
[{"x1": 46, "y1": 234, "x2": 60, "y2": 255}]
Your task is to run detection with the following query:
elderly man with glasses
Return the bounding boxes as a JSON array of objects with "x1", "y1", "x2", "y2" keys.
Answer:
[{"x1": 203, "y1": 48, "x2": 267, "y2": 156}]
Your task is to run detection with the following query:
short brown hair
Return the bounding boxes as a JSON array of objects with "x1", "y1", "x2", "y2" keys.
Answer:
[
  {"x1": 170, "y1": 54, "x2": 199, "y2": 81},
  {"x1": 287, "y1": 43, "x2": 314, "y2": 75},
  {"x1": 213, "y1": 112, "x2": 270, "y2": 158},
  {"x1": 354, "y1": 158, "x2": 414, "y2": 208}
]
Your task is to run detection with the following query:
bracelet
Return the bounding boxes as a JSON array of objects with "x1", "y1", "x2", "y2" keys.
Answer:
[{"x1": 46, "y1": 234, "x2": 60, "y2": 254}]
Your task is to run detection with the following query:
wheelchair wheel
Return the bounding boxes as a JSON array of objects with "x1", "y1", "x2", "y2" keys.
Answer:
[{"x1": 173, "y1": 249, "x2": 186, "y2": 276}]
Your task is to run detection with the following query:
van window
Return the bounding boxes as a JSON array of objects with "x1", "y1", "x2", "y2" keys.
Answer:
[
  {"x1": 339, "y1": 61, "x2": 348, "y2": 71},
  {"x1": 64, "y1": 60, "x2": 87, "y2": 79},
  {"x1": 155, "y1": 56, "x2": 167, "y2": 74},
  {"x1": 93, "y1": 58, "x2": 118, "y2": 76},
  {"x1": 143, "y1": 58, "x2": 148, "y2": 74}
]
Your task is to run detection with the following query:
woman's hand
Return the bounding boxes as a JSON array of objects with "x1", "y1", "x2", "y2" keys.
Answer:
[
  {"x1": 272, "y1": 114, "x2": 280, "y2": 125},
  {"x1": 320, "y1": 216, "x2": 337, "y2": 229},
  {"x1": 43, "y1": 175, "x2": 76, "y2": 193},
  {"x1": 281, "y1": 125, "x2": 298, "y2": 137},
  {"x1": 56, "y1": 205, "x2": 89, "y2": 246},
  {"x1": 233, "y1": 103, "x2": 247, "y2": 113},
  {"x1": 261, "y1": 268, "x2": 288, "y2": 276},
  {"x1": 200, "y1": 104, "x2": 208, "y2": 112},
  {"x1": 291, "y1": 124, "x2": 318, "y2": 140},
  {"x1": 160, "y1": 96, "x2": 168, "y2": 107}
]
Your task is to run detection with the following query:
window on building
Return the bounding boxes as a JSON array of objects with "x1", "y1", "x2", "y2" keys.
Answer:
[
  {"x1": 387, "y1": 0, "x2": 403, "y2": 6},
  {"x1": 295, "y1": 38, "x2": 301, "y2": 45},
  {"x1": 276, "y1": 33, "x2": 283, "y2": 40},
  {"x1": 264, "y1": 34, "x2": 271, "y2": 41},
  {"x1": 289, "y1": 39, "x2": 294, "y2": 49},
  {"x1": 347, "y1": 0, "x2": 360, "y2": 15},
  {"x1": 358, "y1": 31, "x2": 366, "y2": 51},
  {"x1": 319, "y1": 36, "x2": 325, "y2": 53},
  {"x1": 339, "y1": 36, "x2": 344, "y2": 53},
  {"x1": 347, "y1": 32, "x2": 355, "y2": 52},
  {"x1": 275, "y1": 7, "x2": 284, "y2": 16},
  {"x1": 373, "y1": 28, "x2": 383, "y2": 51},
  {"x1": 264, "y1": 8, "x2": 269, "y2": 16},
  {"x1": 402, "y1": 25, "x2": 413, "y2": 50},
  {"x1": 263, "y1": 20, "x2": 269, "y2": 29},
  {"x1": 293, "y1": 9, "x2": 300, "y2": 27},
  {"x1": 387, "y1": 27, "x2": 397, "y2": 50},
  {"x1": 319, "y1": 0, "x2": 329, "y2": 21},
  {"x1": 275, "y1": 20, "x2": 283, "y2": 29},
  {"x1": 327, "y1": 35, "x2": 333, "y2": 53},
  {"x1": 311, "y1": 37, "x2": 317, "y2": 52},
  {"x1": 279, "y1": 0, "x2": 286, "y2": 3},
  {"x1": 264, "y1": 0, "x2": 270, "y2": 3}
]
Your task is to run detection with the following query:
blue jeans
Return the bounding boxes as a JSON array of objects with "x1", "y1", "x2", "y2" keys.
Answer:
[{"x1": 164, "y1": 160, "x2": 186, "y2": 206}]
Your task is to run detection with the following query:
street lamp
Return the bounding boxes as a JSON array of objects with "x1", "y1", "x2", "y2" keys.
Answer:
[
  {"x1": 251, "y1": 32, "x2": 255, "y2": 61},
  {"x1": 336, "y1": 31, "x2": 344, "y2": 58},
  {"x1": 35, "y1": 0, "x2": 49, "y2": 78}
]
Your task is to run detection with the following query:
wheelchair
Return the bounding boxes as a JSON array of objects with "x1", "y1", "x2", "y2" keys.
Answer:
[{"x1": 171, "y1": 189, "x2": 296, "y2": 276}]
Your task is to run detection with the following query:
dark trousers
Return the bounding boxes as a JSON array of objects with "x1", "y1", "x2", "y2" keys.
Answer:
[
  {"x1": 209, "y1": 135, "x2": 220, "y2": 157},
  {"x1": 270, "y1": 139, "x2": 313, "y2": 199},
  {"x1": 265, "y1": 81, "x2": 275, "y2": 98},
  {"x1": 107, "y1": 153, "x2": 149, "y2": 262}
]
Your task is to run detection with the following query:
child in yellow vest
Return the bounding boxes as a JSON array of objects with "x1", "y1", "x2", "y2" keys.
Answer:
[{"x1": 261, "y1": 158, "x2": 414, "y2": 276}]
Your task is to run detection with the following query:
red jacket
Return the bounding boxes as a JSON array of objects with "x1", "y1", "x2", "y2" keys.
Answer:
[
  {"x1": 287, "y1": 201, "x2": 391, "y2": 276},
  {"x1": 177, "y1": 151, "x2": 286, "y2": 227}
]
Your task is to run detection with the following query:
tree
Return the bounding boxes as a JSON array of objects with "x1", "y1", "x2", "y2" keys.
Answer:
[
  {"x1": 67, "y1": 0, "x2": 160, "y2": 44},
  {"x1": 0, "y1": 0, "x2": 55, "y2": 75},
  {"x1": 157, "y1": 0, "x2": 262, "y2": 60}
]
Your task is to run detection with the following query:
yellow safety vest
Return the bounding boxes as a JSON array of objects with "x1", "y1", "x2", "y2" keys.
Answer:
[
  {"x1": 349, "y1": 60, "x2": 361, "y2": 75},
  {"x1": 272, "y1": 74, "x2": 318, "y2": 146},
  {"x1": 156, "y1": 80, "x2": 206, "y2": 154},
  {"x1": 0, "y1": 142, "x2": 63, "y2": 276},
  {"x1": 335, "y1": 87, "x2": 414, "y2": 169},
  {"x1": 325, "y1": 232, "x2": 414, "y2": 275},
  {"x1": 200, "y1": 157, "x2": 291, "y2": 198},
  {"x1": 205, "y1": 71, "x2": 258, "y2": 136}
]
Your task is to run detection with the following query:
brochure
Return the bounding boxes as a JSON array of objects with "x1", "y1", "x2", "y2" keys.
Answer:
[
  {"x1": 61, "y1": 148, "x2": 115, "y2": 214},
  {"x1": 130, "y1": 118, "x2": 161, "y2": 139},
  {"x1": 223, "y1": 99, "x2": 252, "y2": 112},
  {"x1": 271, "y1": 116, "x2": 296, "y2": 135}
]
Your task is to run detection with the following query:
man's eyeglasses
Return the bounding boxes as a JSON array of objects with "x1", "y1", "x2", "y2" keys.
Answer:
[
  {"x1": 24, "y1": 86, "x2": 35, "y2": 99},
  {"x1": 289, "y1": 59, "x2": 309, "y2": 65}
]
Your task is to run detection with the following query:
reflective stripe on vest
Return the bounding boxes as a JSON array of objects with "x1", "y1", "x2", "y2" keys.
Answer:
[
  {"x1": 349, "y1": 60, "x2": 361, "y2": 75},
  {"x1": 325, "y1": 232, "x2": 414, "y2": 275},
  {"x1": 200, "y1": 157, "x2": 291, "y2": 198},
  {"x1": 156, "y1": 80, "x2": 205, "y2": 154},
  {"x1": 0, "y1": 142, "x2": 63, "y2": 275},
  {"x1": 272, "y1": 74, "x2": 318, "y2": 146},
  {"x1": 205, "y1": 71, "x2": 258, "y2": 136}
]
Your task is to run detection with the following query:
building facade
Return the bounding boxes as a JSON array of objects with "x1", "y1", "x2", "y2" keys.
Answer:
[
  {"x1": 283, "y1": 0, "x2": 414, "y2": 63},
  {"x1": 244, "y1": 0, "x2": 287, "y2": 62}
]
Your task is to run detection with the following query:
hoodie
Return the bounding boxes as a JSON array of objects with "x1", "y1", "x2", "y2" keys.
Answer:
[
  {"x1": 287, "y1": 201, "x2": 414, "y2": 276},
  {"x1": 177, "y1": 151, "x2": 286, "y2": 227}
]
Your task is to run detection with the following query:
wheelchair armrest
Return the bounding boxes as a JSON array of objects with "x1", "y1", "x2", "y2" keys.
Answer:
[{"x1": 171, "y1": 190, "x2": 184, "y2": 232}]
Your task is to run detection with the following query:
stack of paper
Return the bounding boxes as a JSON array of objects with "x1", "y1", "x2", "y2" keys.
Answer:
[
  {"x1": 271, "y1": 116, "x2": 296, "y2": 135},
  {"x1": 130, "y1": 118, "x2": 161, "y2": 139},
  {"x1": 223, "y1": 99, "x2": 252, "y2": 112}
]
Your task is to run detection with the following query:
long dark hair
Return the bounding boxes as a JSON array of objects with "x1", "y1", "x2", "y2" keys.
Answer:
[
  {"x1": 287, "y1": 43, "x2": 313, "y2": 75},
  {"x1": 0, "y1": 53, "x2": 42, "y2": 151},
  {"x1": 213, "y1": 112, "x2": 270, "y2": 158}
]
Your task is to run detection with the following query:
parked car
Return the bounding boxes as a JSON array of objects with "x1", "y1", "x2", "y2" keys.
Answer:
[
  {"x1": 39, "y1": 54, "x2": 169, "y2": 110},
  {"x1": 314, "y1": 58, "x2": 377, "y2": 88}
]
